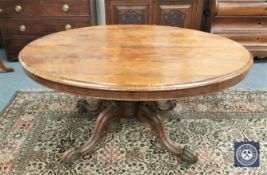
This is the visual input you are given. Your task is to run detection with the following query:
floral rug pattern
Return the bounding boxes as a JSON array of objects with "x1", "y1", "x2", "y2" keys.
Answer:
[{"x1": 0, "y1": 90, "x2": 267, "y2": 175}]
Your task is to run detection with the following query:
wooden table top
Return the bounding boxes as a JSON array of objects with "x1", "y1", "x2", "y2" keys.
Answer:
[{"x1": 19, "y1": 25, "x2": 253, "y2": 101}]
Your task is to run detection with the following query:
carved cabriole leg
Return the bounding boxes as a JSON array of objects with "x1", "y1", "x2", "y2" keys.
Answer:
[
  {"x1": 61, "y1": 103, "x2": 121, "y2": 163},
  {"x1": 0, "y1": 60, "x2": 14, "y2": 72},
  {"x1": 137, "y1": 104, "x2": 198, "y2": 164}
]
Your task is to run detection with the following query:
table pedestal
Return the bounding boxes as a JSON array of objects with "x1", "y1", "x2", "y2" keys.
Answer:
[{"x1": 61, "y1": 100, "x2": 198, "y2": 164}]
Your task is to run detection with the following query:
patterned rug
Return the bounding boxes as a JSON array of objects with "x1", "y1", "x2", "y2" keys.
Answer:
[{"x1": 1, "y1": 90, "x2": 267, "y2": 175}]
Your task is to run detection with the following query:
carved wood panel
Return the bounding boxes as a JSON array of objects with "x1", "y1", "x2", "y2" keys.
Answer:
[
  {"x1": 105, "y1": 0, "x2": 203, "y2": 30},
  {"x1": 157, "y1": 5, "x2": 192, "y2": 27},
  {"x1": 115, "y1": 6, "x2": 149, "y2": 24},
  {"x1": 106, "y1": 0, "x2": 153, "y2": 24}
]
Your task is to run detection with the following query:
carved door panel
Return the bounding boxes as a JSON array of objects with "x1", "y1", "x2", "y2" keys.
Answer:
[
  {"x1": 155, "y1": 4, "x2": 193, "y2": 28},
  {"x1": 115, "y1": 6, "x2": 149, "y2": 24},
  {"x1": 106, "y1": 0, "x2": 153, "y2": 24}
]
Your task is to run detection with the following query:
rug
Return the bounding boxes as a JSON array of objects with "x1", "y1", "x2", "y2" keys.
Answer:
[{"x1": 1, "y1": 90, "x2": 267, "y2": 175}]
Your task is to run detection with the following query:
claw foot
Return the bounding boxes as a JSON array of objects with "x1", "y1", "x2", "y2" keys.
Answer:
[
  {"x1": 178, "y1": 147, "x2": 198, "y2": 164},
  {"x1": 61, "y1": 147, "x2": 82, "y2": 164}
]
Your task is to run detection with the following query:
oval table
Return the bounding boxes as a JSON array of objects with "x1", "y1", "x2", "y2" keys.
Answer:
[{"x1": 19, "y1": 25, "x2": 253, "y2": 164}]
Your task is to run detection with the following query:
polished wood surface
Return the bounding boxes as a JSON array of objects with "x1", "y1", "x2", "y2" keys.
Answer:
[
  {"x1": 217, "y1": 2, "x2": 267, "y2": 16},
  {"x1": 210, "y1": 0, "x2": 267, "y2": 57},
  {"x1": 0, "y1": 0, "x2": 92, "y2": 17},
  {"x1": 0, "y1": 0, "x2": 96, "y2": 61},
  {"x1": 0, "y1": 60, "x2": 14, "y2": 72},
  {"x1": 1, "y1": 17, "x2": 91, "y2": 38},
  {"x1": 19, "y1": 25, "x2": 252, "y2": 164},
  {"x1": 19, "y1": 25, "x2": 253, "y2": 101}
]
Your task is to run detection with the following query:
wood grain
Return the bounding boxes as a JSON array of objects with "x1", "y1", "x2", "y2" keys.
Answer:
[
  {"x1": 0, "y1": 0, "x2": 91, "y2": 17},
  {"x1": 0, "y1": 0, "x2": 96, "y2": 61},
  {"x1": 105, "y1": 0, "x2": 204, "y2": 29},
  {"x1": 1, "y1": 17, "x2": 91, "y2": 38},
  {"x1": 19, "y1": 25, "x2": 253, "y2": 164},
  {"x1": 0, "y1": 60, "x2": 14, "y2": 72},
  {"x1": 217, "y1": 2, "x2": 267, "y2": 16},
  {"x1": 210, "y1": 0, "x2": 267, "y2": 57},
  {"x1": 19, "y1": 25, "x2": 253, "y2": 101}
]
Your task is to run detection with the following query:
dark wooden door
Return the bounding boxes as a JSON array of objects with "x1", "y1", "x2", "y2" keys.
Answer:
[{"x1": 105, "y1": 0, "x2": 154, "y2": 24}]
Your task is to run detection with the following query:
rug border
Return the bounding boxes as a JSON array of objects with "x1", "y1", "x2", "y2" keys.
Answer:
[
  {"x1": 0, "y1": 91, "x2": 20, "y2": 117},
  {"x1": 0, "y1": 90, "x2": 52, "y2": 115}
]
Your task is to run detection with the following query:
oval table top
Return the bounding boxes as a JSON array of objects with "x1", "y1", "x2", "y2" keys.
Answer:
[{"x1": 19, "y1": 25, "x2": 253, "y2": 101}]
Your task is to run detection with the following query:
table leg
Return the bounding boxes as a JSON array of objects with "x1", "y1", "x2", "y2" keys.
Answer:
[
  {"x1": 0, "y1": 60, "x2": 14, "y2": 72},
  {"x1": 61, "y1": 100, "x2": 198, "y2": 164},
  {"x1": 137, "y1": 103, "x2": 198, "y2": 164},
  {"x1": 61, "y1": 102, "x2": 121, "y2": 163}
]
